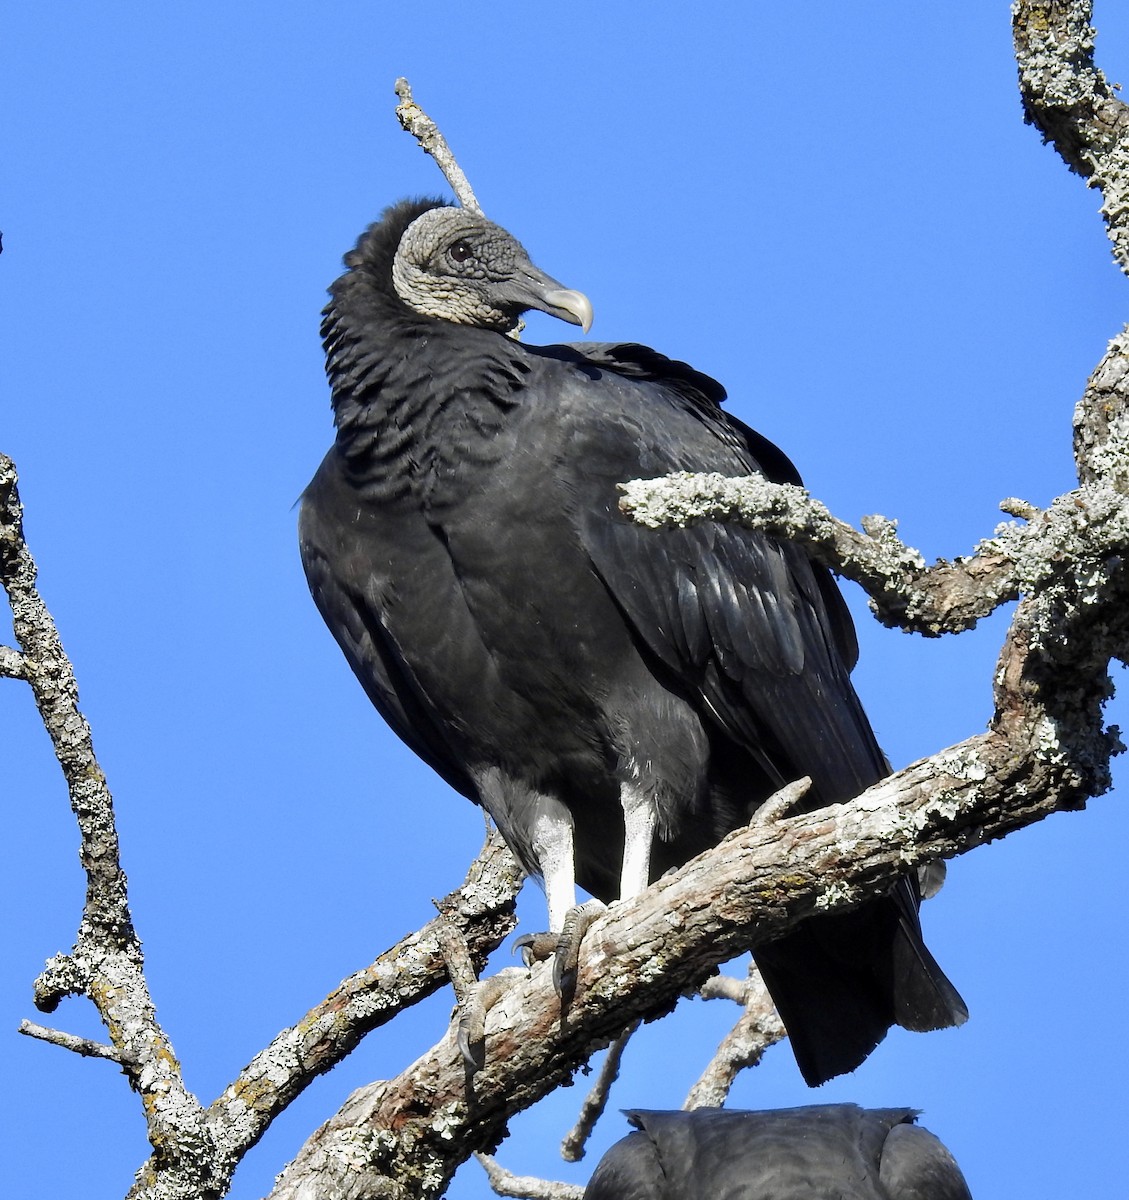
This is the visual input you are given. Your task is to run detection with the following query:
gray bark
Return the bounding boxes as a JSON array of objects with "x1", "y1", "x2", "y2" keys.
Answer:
[{"x1": 3, "y1": 4, "x2": 1127, "y2": 1197}]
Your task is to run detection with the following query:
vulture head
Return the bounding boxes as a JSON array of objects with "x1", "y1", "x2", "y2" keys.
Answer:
[{"x1": 388, "y1": 204, "x2": 593, "y2": 334}]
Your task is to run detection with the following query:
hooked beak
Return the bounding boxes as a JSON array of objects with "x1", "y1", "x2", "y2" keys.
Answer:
[
  {"x1": 503, "y1": 262, "x2": 594, "y2": 333},
  {"x1": 538, "y1": 286, "x2": 594, "y2": 333}
]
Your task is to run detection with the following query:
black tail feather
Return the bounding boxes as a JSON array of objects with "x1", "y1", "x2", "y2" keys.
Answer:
[{"x1": 753, "y1": 881, "x2": 967, "y2": 1087}]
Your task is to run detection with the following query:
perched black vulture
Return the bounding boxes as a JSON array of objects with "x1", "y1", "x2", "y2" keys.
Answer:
[
  {"x1": 584, "y1": 1106, "x2": 974, "y2": 1200},
  {"x1": 299, "y1": 198, "x2": 966, "y2": 1084}
]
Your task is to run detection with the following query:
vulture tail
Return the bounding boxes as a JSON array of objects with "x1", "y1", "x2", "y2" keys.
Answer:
[{"x1": 753, "y1": 884, "x2": 967, "y2": 1087}]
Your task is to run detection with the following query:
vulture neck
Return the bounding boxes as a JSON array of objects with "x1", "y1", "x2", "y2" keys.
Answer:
[{"x1": 321, "y1": 263, "x2": 529, "y2": 501}]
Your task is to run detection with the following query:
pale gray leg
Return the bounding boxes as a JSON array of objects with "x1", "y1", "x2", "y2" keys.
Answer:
[
  {"x1": 529, "y1": 797, "x2": 577, "y2": 932},
  {"x1": 619, "y1": 781, "x2": 657, "y2": 900}
]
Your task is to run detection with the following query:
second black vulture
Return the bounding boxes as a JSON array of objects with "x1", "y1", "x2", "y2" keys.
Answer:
[
  {"x1": 299, "y1": 197, "x2": 967, "y2": 1085},
  {"x1": 583, "y1": 1106, "x2": 974, "y2": 1200}
]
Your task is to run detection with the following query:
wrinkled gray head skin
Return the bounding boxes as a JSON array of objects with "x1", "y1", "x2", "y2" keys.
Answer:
[{"x1": 391, "y1": 206, "x2": 593, "y2": 334}]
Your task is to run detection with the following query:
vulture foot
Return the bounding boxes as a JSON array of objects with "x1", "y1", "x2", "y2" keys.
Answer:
[
  {"x1": 514, "y1": 899, "x2": 606, "y2": 1000},
  {"x1": 456, "y1": 967, "x2": 529, "y2": 1072}
]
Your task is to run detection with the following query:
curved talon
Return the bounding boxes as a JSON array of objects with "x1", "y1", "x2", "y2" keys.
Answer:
[
  {"x1": 553, "y1": 899, "x2": 606, "y2": 999},
  {"x1": 513, "y1": 931, "x2": 558, "y2": 969},
  {"x1": 455, "y1": 969, "x2": 527, "y2": 1073}
]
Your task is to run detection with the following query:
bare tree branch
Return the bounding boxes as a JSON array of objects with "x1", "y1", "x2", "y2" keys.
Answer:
[
  {"x1": 18, "y1": 1019, "x2": 122, "y2": 1062},
  {"x1": 476, "y1": 1154, "x2": 584, "y2": 1200},
  {"x1": 684, "y1": 966, "x2": 785, "y2": 1109},
  {"x1": 561, "y1": 1022, "x2": 639, "y2": 1163},
  {"x1": 1013, "y1": 0, "x2": 1129, "y2": 273},
  {"x1": 395, "y1": 78, "x2": 482, "y2": 214},
  {"x1": 1, "y1": 453, "x2": 222, "y2": 1198}
]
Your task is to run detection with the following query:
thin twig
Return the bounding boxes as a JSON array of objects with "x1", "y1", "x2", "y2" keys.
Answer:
[
  {"x1": 685, "y1": 964, "x2": 786, "y2": 1109},
  {"x1": 476, "y1": 1153, "x2": 584, "y2": 1200},
  {"x1": 395, "y1": 77, "x2": 482, "y2": 214},
  {"x1": 19, "y1": 1019, "x2": 122, "y2": 1062},
  {"x1": 560, "y1": 1021, "x2": 640, "y2": 1162}
]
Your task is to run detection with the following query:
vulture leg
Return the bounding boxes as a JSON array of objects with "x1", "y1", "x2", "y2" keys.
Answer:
[
  {"x1": 548, "y1": 782, "x2": 656, "y2": 993},
  {"x1": 524, "y1": 784, "x2": 656, "y2": 995},
  {"x1": 619, "y1": 782, "x2": 658, "y2": 899},
  {"x1": 529, "y1": 798, "x2": 578, "y2": 931},
  {"x1": 514, "y1": 796, "x2": 595, "y2": 996}
]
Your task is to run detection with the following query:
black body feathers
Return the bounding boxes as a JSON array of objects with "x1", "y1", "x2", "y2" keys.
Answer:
[
  {"x1": 299, "y1": 198, "x2": 966, "y2": 1085},
  {"x1": 584, "y1": 1106, "x2": 974, "y2": 1200}
]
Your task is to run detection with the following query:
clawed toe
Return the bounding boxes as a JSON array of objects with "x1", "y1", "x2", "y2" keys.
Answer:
[
  {"x1": 514, "y1": 899, "x2": 606, "y2": 1000},
  {"x1": 456, "y1": 968, "x2": 527, "y2": 1072}
]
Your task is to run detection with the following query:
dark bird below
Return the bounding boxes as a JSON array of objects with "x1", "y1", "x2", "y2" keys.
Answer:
[
  {"x1": 583, "y1": 1106, "x2": 974, "y2": 1200},
  {"x1": 299, "y1": 197, "x2": 967, "y2": 1085}
]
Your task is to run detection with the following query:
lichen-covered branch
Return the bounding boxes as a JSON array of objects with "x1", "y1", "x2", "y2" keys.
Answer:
[
  {"x1": 1, "y1": 454, "x2": 221, "y2": 1197},
  {"x1": 476, "y1": 1154, "x2": 584, "y2": 1200},
  {"x1": 618, "y1": 472, "x2": 1129, "y2": 640},
  {"x1": 395, "y1": 78, "x2": 482, "y2": 214},
  {"x1": 1013, "y1": 0, "x2": 1129, "y2": 273},
  {"x1": 18, "y1": 1019, "x2": 122, "y2": 1062},
  {"x1": 684, "y1": 965, "x2": 785, "y2": 1109}
]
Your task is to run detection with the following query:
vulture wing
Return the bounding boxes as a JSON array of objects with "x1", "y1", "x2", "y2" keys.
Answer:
[
  {"x1": 549, "y1": 342, "x2": 966, "y2": 1084},
  {"x1": 552, "y1": 340, "x2": 884, "y2": 809}
]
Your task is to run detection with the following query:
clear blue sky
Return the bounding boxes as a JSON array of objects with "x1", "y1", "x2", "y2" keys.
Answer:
[{"x1": 4, "y1": 4, "x2": 1128, "y2": 1197}]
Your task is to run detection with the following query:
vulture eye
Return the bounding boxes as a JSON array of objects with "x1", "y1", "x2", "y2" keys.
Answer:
[{"x1": 449, "y1": 239, "x2": 474, "y2": 264}]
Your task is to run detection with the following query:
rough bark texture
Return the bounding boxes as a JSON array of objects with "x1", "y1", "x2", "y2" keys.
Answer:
[
  {"x1": 5, "y1": 6, "x2": 1129, "y2": 1198},
  {"x1": 1013, "y1": 0, "x2": 1129, "y2": 273}
]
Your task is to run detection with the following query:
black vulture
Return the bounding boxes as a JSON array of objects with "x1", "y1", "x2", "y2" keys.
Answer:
[
  {"x1": 299, "y1": 198, "x2": 967, "y2": 1085},
  {"x1": 583, "y1": 1106, "x2": 974, "y2": 1200}
]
